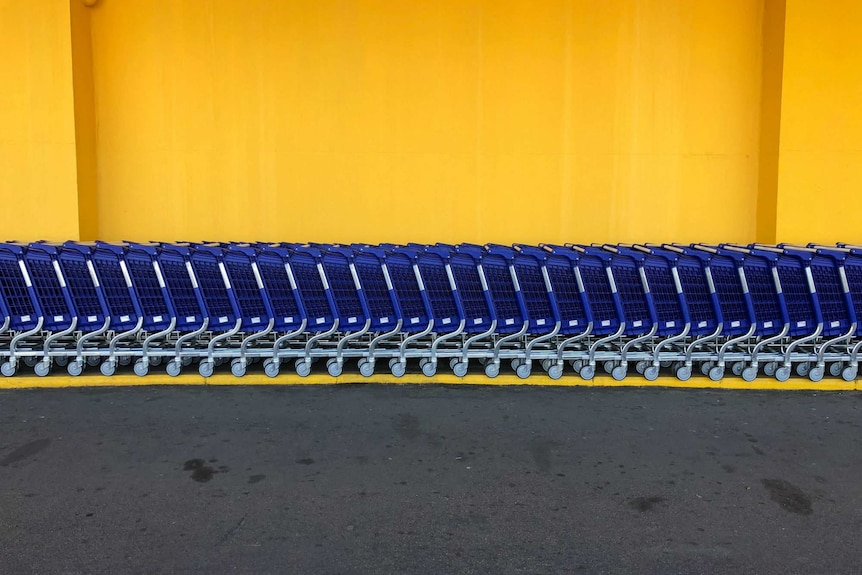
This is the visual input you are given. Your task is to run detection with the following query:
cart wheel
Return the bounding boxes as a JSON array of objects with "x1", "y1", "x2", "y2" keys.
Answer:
[
  {"x1": 731, "y1": 362, "x2": 744, "y2": 377},
  {"x1": 151, "y1": 356, "x2": 163, "y2": 366},
  {"x1": 422, "y1": 361, "x2": 437, "y2": 377},
  {"x1": 388, "y1": 358, "x2": 399, "y2": 369},
  {"x1": 511, "y1": 358, "x2": 522, "y2": 371},
  {"x1": 182, "y1": 357, "x2": 193, "y2": 367},
  {"x1": 796, "y1": 362, "x2": 811, "y2": 377},
  {"x1": 231, "y1": 360, "x2": 247, "y2": 378},
  {"x1": 449, "y1": 358, "x2": 460, "y2": 370},
  {"x1": 603, "y1": 360, "x2": 616, "y2": 374},
  {"x1": 700, "y1": 362, "x2": 714, "y2": 376},
  {"x1": 295, "y1": 360, "x2": 312, "y2": 378},
  {"x1": 118, "y1": 356, "x2": 132, "y2": 367},
  {"x1": 660, "y1": 361, "x2": 673, "y2": 368},
  {"x1": 264, "y1": 360, "x2": 280, "y2": 378},
  {"x1": 23, "y1": 356, "x2": 38, "y2": 368},
  {"x1": 419, "y1": 358, "x2": 429, "y2": 369},
  {"x1": 199, "y1": 360, "x2": 214, "y2": 378},
  {"x1": 0, "y1": 361, "x2": 15, "y2": 377},
  {"x1": 580, "y1": 365, "x2": 595, "y2": 381},
  {"x1": 86, "y1": 356, "x2": 100, "y2": 367},
  {"x1": 484, "y1": 362, "x2": 500, "y2": 378},
  {"x1": 166, "y1": 360, "x2": 182, "y2": 377},
  {"x1": 635, "y1": 361, "x2": 647, "y2": 375},
  {"x1": 764, "y1": 362, "x2": 778, "y2": 377},
  {"x1": 842, "y1": 366, "x2": 857, "y2": 382},
  {"x1": 452, "y1": 361, "x2": 468, "y2": 378},
  {"x1": 570, "y1": 360, "x2": 583, "y2": 374},
  {"x1": 55, "y1": 356, "x2": 68, "y2": 367},
  {"x1": 359, "y1": 359, "x2": 375, "y2": 378},
  {"x1": 808, "y1": 366, "x2": 824, "y2": 382},
  {"x1": 742, "y1": 367, "x2": 758, "y2": 382},
  {"x1": 34, "y1": 361, "x2": 50, "y2": 377},
  {"x1": 612, "y1": 365, "x2": 627, "y2": 381},
  {"x1": 133, "y1": 359, "x2": 149, "y2": 377},
  {"x1": 548, "y1": 364, "x2": 563, "y2": 380},
  {"x1": 391, "y1": 361, "x2": 406, "y2": 378},
  {"x1": 327, "y1": 359, "x2": 343, "y2": 377},
  {"x1": 100, "y1": 360, "x2": 116, "y2": 377},
  {"x1": 708, "y1": 366, "x2": 724, "y2": 382},
  {"x1": 830, "y1": 362, "x2": 844, "y2": 377},
  {"x1": 644, "y1": 366, "x2": 659, "y2": 381},
  {"x1": 67, "y1": 360, "x2": 83, "y2": 377},
  {"x1": 541, "y1": 359, "x2": 553, "y2": 372},
  {"x1": 676, "y1": 365, "x2": 692, "y2": 381},
  {"x1": 516, "y1": 363, "x2": 531, "y2": 379},
  {"x1": 775, "y1": 366, "x2": 791, "y2": 382}
]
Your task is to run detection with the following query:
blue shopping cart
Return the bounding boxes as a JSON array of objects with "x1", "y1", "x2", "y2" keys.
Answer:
[{"x1": 0, "y1": 243, "x2": 44, "y2": 376}]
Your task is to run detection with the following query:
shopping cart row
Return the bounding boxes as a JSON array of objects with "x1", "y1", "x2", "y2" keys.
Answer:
[{"x1": 0, "y1": 241, "x2": 860, "y2": 382}]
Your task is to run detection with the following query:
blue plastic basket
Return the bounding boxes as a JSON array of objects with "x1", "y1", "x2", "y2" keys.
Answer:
[
  {"x1": 223, "y1": 246, "x2": 272, "y2": 332},
  {"x1": 414, "y1": 247, "x2": 461, "y2": 331},
  {"x1": 286, "y1": 246, "x2": 337, "y2": 332},
  {"x1": 123, "y1": 244, "x2": 175, "y2": 332},
  {"x1": 540, "y1": 247, "x2": 588, "y2": 335},
  {"x1": 0, "y1": 244, "x2": 41, "y2": 331},
  {"x1": 320, "y1": 247, "x2": 368, "y2": 331},
  {"x1": 384, "y1": 249, "x2": 429, "y2": 332},
  {"x1": 188, "y1": 245, "x2": 239, "y2": 332},
  {"x1": 57, "y1": 244, "x2": 109, "y2": 332},
  {"x1": 570, "y1": 246, "x2": 621, "y2": 336},
  {"x1": 513, "y1": 245, "x2": 560, "y2": 335},
  {"x1": 636, "y1": 248, "x2": 685, "y2": 336},
  {"x1": 24, "y1": 244, "x2": 75, "y2": 332},
  {"x1": 353, "y1": 247, "x2": 402, "y2": 332},
  {"x1": 91, "y1": 242, "x2": 142, "y2": 333},
  {"x1": 449, "y1": 249, "x2": 494, "y2": 334},
  {"x1": 772, "y1": 249, "x2": 818, "y2": 337},
  {"x1": 254, "y1": 246, "x2": 305, "y2": 333},
  {"x1": 481, "y1": 247, "x2": 524, "y2": 334},
  {"x1": 158, "y1": 245, "x2": 207, "y2": 332}
]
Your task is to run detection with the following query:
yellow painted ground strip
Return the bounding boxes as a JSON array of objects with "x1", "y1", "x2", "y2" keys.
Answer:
[{"x1": 0, "y1": 372, "x2": 857, "y2": 391}]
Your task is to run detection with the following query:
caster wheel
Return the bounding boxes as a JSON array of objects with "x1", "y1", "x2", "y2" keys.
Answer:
[
  {"x1": 327, "y1": 360, "x2": 343, "y2": 377},
  {"x1": 516, "y1": 363, "x2": 531, "y2": 379},
  {"x1": 484, "y1": 362, "x2": 500, "y2": 378},
  {"x1": 86, "y1": 356, "x2": 100, "y2": 367},
  {"x1": 808, "y1": 366, "x2": 824, "y2": 382},
  {"x1": 34, "y1": 361, "x2": 50, "y2": 377},
  {"x1": 453, "y1": 362, "x2": 468, "y2": 377},
  {"x1": 55, "y1": 356, "x2": 68, "y2": 367},
  {"x1": 118, "y1": 356, "x2": 132, "y2": 367},
  {"x1": 612, "y1": 365, "x2": 627, "y2": 381},
  {"x1": 388, "y1": 358, "x2": 399, "y2": 369},
  {"x1": 150, "y1": 356, "x2": 163, "y2": 367},
  {"x1": 67, "y1": 361, "x2": 83, "y2": 377},
  {"x1": 264, "y1": 361, "x2": 280, "y2": 378},
  {"x1": 0, "y1": 361, "x2": 15, "y2": 377},
  {"x1": 182, "y1": 357, "x2": 193, "y2": 367},
  {"x1": 708, "y1": 366, "x2": 724, "y2": 382},
  {"x1": 548, "y1": 364, "x2": 563, "y2": 380},
  {"x1": 199, "y1": 360, "x2": 214, "y2": 378},
  {"x1": 166, "y1": 360, "x2": 182, "y2": 377},
  {"x1": 701, "y1": 362, "x2": 714, "y2": 376},
  {"x1": 603, "y1": 361, "x2": 615, "y2": 374},
  {"x1": 764, "y1": 362, "x2": 778, "y2": 377},
  {"x1": 830, "y1": 362, "x2": 844, "y2": 377},
  {"x1": 541, "y1": 359, "x2": 553, "y2": 371},
  {"x1": 635, "y1": 361, "x2": 647, "y2": 375},
  {"x1": 295, "y1": 360, "x2": 312, "y2": 378},
  {"x1": 511, "y1": 358, "x2": 523, "y2": 371},
  {"x1": 359, "y1": 360, "x2": 375, "y2": 377},
  {"x1": 449, "y1": 358, "x2": 460, "y2": 370},
  {"x1": 100, "y1": 361, "x2": 116, "y2": 377},
  {"x1": 391, "y1": 361, "x2": 406, "y2": 378},
  {"x1": 742, "y1": 367, "x2": 758, "y2": 382},
  {"x1": 422, "y1": 361, "x2": 437, "y2": 377},
  {"x1": 676, "y1": 365, "x2": 692, "y2": 381},
  {"x1": 580, "y1": 365, "x2": 595, "y2": 381},
  {"x1": 644, "y1": 366, "x2": 659, "y2": 381},
  {"x1": 231, "y1": 361, "x2": 247, "y2": 378},
  {"x1": 133, "y1": 359, "x2": 149, "y2": 377},
  {"x1": 661, "y1": 361, "x2": 673, "y2": 368},
  {"x1": 775, "y1": 366, "x2": 791, "y2": 382},
  {"x1": 419, "y1": 358, "x2": 429, "y2": 369},
  {"x1": 731, "y1": 362, "x2": 744, "y2": 377},
  {"x1": 23, "y1": 356, "x2": 38, "y2": 368},
  {"x1": 797, "y1": 362, "x2": 811, "y2": 377},
  {"x1": 570, "y1": 360, "x2": 583, "y2": 374},
  {"x1": 842, "y1": 366, "x2": 857, "y2": 382}
]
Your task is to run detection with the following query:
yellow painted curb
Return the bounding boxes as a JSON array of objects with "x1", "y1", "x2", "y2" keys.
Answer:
[{"x1": 0, "y1": 371, "x2": 857, "y2": 391}]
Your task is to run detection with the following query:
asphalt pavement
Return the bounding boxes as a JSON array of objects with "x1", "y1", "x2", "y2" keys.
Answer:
[{"x1": 1, "y1": 384, "x2": 860, "y2": 574}]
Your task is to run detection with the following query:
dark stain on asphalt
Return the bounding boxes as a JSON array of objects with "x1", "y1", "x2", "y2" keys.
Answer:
[
  {"x1": 248, "y1": 474, "x2": 266, "y2": 484},
  {"x1": 629, "y1": 496, "x2": 665, "y2": 513},
  {"x1": 296, "y1": 458, "x2": 315, "y2": 465},
  {"x1": 184, "y1": 459, "x2": 218, "y2": 483},
  {"x1": 393, "y1": 413, "x2": 421, "y2": 440},
  {"x1": 762, "y1": 479, "x2": 813, "y2": 515},
  {"x1": 0, "y1": 438, "x2": 51, "y2": 467}
]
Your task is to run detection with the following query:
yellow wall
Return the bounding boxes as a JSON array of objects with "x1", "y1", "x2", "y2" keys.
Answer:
[
  {"x1": 0, "y1": 0, "x2": 80, "y2": 240},
  {"x1": 87, "y1": 0, "x2": 766, "y2": 244},
  {"x1": 775, "y1": 0, "x2": 862, "y2": 244}
]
